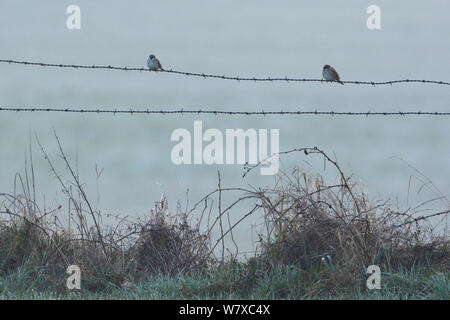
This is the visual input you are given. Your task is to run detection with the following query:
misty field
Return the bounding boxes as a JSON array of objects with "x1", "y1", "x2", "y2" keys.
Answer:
[{"x1": 0, "y1": 136, "x2": 448, "y2": 300}]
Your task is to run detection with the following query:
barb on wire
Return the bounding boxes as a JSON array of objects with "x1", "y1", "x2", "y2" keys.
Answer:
[
  {"x1": 1, "y1": 59, "x2": 450, "y2": 86},
  {"x1": 0, "y1": 107, "x2": 449, "y2": 116}
]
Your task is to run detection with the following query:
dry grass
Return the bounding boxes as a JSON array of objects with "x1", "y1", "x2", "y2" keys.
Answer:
[
  {"x1": 0, "y1": 132, "x2": 212, "y2": 292},
  {"x1": 253, "y1": 167, "x2": 448, "y2": 289},
  {"x1": 0, "y1": 136, "x2": 448, "y2": 295}
]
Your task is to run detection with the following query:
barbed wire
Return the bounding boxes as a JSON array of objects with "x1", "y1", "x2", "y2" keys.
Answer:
[
  {"x1": 0, "y1": 107, "x2": 449, "y2": 116},
  {"x1": 1, "y1": 59, "x2": 450, "y2": 86}
]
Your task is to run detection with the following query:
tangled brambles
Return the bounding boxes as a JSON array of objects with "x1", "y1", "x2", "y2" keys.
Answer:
[{"x1": 0, "y1": 136, "x2": 448, "y2": 296}]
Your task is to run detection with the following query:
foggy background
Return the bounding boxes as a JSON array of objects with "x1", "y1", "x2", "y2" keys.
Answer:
[{"x1": 0, "y1": 0, "x2": 449, "y2": 253}]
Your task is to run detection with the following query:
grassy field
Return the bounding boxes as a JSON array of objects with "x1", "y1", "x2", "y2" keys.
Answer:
[
  {"x1": 0, "y1": 139, "x2": 448, "y2": 300},
  {"x1": 0, "y1": 258, "x2": 449, "y2": 299}
]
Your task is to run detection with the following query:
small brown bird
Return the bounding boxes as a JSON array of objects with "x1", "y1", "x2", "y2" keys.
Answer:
[
  {"x1": 147, "y1": 54, "x2": 163, "y2": 71},
  {"x1": 322, "y1": 65, "x2": 344, "y2": 85}
]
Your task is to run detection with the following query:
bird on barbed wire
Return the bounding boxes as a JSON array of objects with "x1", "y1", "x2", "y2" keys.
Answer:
[
  {"x1": 147, "y1": 54, "x2": 163, "y2": 71},
  {"x1": 322, "y1": 65, "x2": 344, "y2": 85}
]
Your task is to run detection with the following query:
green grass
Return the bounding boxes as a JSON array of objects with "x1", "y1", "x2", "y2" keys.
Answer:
[{"x1": 0, "y1": 260, "x2": 448, "y2": 300}]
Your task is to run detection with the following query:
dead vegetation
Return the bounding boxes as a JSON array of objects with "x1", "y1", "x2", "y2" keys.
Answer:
[{"x1": 0, "y1": 134, "x2": 448, "y2": 294}]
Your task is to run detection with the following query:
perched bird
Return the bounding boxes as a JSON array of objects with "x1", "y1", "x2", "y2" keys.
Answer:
[
  {"x1": 322, "y1": 65, "x2": 343, "y2": 85},
  {"x1": 147, "y1": 54, "x2": 163, "y2": 71}
]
